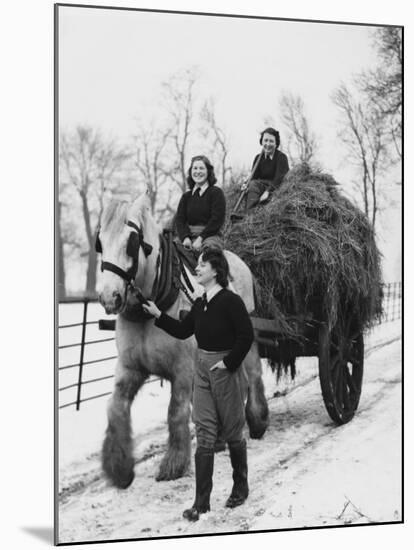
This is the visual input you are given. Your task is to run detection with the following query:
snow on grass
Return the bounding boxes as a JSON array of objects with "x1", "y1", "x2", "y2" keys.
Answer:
[{"x1": 57, "y1": 307, "x2": 401, "y2": 543}]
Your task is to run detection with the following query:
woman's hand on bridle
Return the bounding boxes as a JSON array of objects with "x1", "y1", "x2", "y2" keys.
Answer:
[
  {"x1": 183, "y1": 237, "x2": 192, "y2": 249},
  {"x1": 142, "y1": 300, "x2": 162, "y2": 319},
  {"x1": 192, "y1": 236, "x2": 203, "y2": 252}
]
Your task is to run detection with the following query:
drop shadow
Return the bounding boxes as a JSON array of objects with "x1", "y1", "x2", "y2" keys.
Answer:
[{"x1": 21, "y1": 526, "x2": 54, "y2": 544}]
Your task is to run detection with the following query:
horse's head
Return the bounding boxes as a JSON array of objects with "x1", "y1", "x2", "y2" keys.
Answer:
[{"x1": 96, "y1": 195, "x2": 158, "y2": 314}]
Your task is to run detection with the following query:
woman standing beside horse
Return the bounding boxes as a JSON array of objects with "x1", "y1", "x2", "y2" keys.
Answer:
[
  {"x1": 96, "y1": 194, "x2": 268, "y2": 493},
  {"x1": 143, "y1": 248, "x2": 252, "y2": 521},
  {"x1": 175, "y1": 155, "x2": 225, "y2": 252}
]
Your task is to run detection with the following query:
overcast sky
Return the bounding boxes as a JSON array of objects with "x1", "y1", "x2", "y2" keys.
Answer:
[{"x1": 58, "y1": 6, "x2": 380, "y2": 180}]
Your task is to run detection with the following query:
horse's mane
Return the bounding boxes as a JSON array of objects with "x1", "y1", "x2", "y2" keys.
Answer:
[
  {"x1": 101, "y1": 200, "x2": 129, "y2": 238},
  {"x1": 101, "y1": 194, "x2": 159, "y2": 238}
]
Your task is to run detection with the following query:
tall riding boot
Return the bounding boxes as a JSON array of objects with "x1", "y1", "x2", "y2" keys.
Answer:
[
  {"x1": 225, "y1": 439, "x2": 249, "y2": 508},
  {"x1": 183, "y1": 447, "x2": 214, "y2": 521}
]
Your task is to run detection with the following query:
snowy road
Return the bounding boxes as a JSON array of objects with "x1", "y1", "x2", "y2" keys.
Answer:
[{"x1": 57, "y1": 323, "x2": 402, "y2": 543}]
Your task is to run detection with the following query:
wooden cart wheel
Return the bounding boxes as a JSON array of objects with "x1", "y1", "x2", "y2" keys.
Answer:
[{"x1": 318, "y1": 322, "x2": 364, "y2": 424}]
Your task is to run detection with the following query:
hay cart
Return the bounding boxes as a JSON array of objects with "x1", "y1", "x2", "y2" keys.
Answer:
[
  {"x1": 251, "y1": 312, "x2": 364, "y2": 425},
  {"x1": 226, "y1": 165, "x2": 378, "y2": 427}
]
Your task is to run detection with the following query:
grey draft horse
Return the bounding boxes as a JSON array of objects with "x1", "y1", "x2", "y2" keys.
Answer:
[{"x1": 97, "y1": 194, "x2": 269, "y2": 488}]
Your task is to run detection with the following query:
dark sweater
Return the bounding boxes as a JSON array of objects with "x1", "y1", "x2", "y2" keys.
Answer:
[
  {"x1": 175, "y1": 185, "x2": 226, "y2": 241},
  {"x1": 252, "y1": 150, "x2": 289, "y2": 189},
  {"x1": 155, "y1": 288, "x2": 254, "y2": 371}
]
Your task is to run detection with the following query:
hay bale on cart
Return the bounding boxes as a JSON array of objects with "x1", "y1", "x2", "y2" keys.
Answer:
[{"x1": 224, "y1": 163, "x2": 383, "y2": 424}]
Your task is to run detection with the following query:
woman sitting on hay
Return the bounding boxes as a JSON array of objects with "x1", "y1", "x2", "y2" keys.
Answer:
[
  {"x1": 231, "y1": 127, "x2": 289, "y2": 221},
  {"x1": 175, "y1": 155, "x2": 226, "y2": 252}
]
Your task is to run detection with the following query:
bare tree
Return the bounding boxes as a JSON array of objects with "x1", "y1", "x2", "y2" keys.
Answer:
[
  {"x1": 133, "y1": 122, "x2": 173, "y2": 219},
  {"x1": 200, "y1": 98, "x2": 232, "y2": 188},
  {"x1": 161, "y1": 67, "x2": 200, "y2": 192},
  {"x1": 360, "y1": 27, "x2": 402, "y2": 161},
  {"x1": 278, "y1": 92, "x2": 318, "y2": 165},
  {"x1": 59, "y1": 125, "x2": 131, "y2": 294},
  {"x1": 332, "y1": 83, "x2": 390, "y2": 228},
  {"x1": 132, "y1": 68, "x2": 227, "y2": 226}
]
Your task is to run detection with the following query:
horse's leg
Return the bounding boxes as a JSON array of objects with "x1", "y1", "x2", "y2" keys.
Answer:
[
  {"x1": 156, "y1": 365, "x2": 192, "y2": 481},
  {"x1": 102, "y1": 362, "x2": 148, "y2": 488},
  {"x1": 244, "y1": 344, "x2": 269, "y2": 439}
]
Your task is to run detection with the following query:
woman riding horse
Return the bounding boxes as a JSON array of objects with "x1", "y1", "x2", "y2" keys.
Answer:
[{"x1": 175, "y1": 155, "x2": 225, "y2": 252}]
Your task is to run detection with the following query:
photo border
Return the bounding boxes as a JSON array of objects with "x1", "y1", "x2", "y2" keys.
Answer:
[{"x1": 54, "y1": 3, "x2": 404, "y2": 545}]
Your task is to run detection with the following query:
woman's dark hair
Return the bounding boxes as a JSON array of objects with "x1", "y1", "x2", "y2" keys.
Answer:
[
  {"x1": 186, "y1": 155, "x2": 217, "y2": 190},
  {"x1": 200, "y1": 247, "x2": 229, "y2": 288},
  {"x1": 259, "y1": 127, "x2": 280, "y2": 149}
]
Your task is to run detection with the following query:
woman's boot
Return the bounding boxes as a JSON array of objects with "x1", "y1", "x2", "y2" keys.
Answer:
[
  {"x1": 183, "y1": 447, "x2": 214, "y2": 521},
  {"x1": 225, "y1": 439, "x2": 249, "y2": 508}
]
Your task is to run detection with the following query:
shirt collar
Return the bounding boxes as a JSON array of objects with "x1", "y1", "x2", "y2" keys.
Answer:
[
  {"x1": 192, "y1": 182, "x2": 209, "y2": 196},
  {"x1": 264, "y1": 151, "x2": 275, "y2": 160},
  {"x1": 205, "y1": 284, "x2": 223, "y2": 303}
]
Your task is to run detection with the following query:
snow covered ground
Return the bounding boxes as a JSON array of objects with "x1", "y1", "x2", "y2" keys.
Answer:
[{"x1": 57, "y1": 308, "x2": 402, "y2": 544}]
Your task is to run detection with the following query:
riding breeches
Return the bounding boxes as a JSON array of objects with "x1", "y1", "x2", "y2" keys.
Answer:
[{"x1": 193, "y1": 349, "x2": 248, "y2": 449}]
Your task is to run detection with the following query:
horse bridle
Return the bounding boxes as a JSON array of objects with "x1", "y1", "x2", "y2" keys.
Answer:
[{"x1": 95, "y1": 220, "x2": 153, "y2": 304}]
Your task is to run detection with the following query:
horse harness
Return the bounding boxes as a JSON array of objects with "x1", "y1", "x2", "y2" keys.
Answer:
[{"x1": 95, "y1": 221, "x2": 197, "y2": 322}]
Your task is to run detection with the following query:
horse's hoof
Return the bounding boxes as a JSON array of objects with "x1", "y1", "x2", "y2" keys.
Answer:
[
  {"x1": 155, "y1": 472, "x2": 170, "y2": 482},
  {"x1": 183, "y1": 505, "x2": 210, "y2": 521},
  {"x1": 115, "y1": 470, "x2": 135, "y2": 489},
  {"x1": 155, "y1": 469, "x2": 182, "y2": 482},
  {"x1": 156, "y1": 452, "x2": 190, "y2": 481},
  {"x1": 225, "y1": 494, "x2": 248, "y2": 508},
  {"x1": 156, "y1": 473, "x2": 177, "y2": 482},
  {"x1": 183, "y1": 507, "x2": 200, "y2": 521}
]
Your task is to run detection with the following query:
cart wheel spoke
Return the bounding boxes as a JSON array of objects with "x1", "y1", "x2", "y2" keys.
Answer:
[
  {"x1": 319, "y1": 324, "x2": 364, "y2": 425},
  {"x1": 345, "y1": 365, "x2": 358, "y2": 394},
  {"x1": 347, "y1": 352, "x2": 360, "y2": 366},
  {"x1": 335, "y1": 363, "x2": 344, "y2": 401},
  {"x1": 330, "y1": 352, "x2": 340, "y2": 371},
  {"x1": 342, "y1": 369, "x2": 351, "y2": 410},
  {"x1": 332, "y1": 358, "x2": 341, "y2": 389}
]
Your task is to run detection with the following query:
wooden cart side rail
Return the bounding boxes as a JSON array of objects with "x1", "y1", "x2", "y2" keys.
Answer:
[
  {"x1": 98, "y1": 314, "x2": 315, "y2": 338},
  {"x1": 250, "y1": 314, "x2": 314, "y2": 333}
]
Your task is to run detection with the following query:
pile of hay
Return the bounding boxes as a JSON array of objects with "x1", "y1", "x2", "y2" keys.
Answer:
[{"x1": 224, "y1": 164, "x2": 383, "y2": 335}]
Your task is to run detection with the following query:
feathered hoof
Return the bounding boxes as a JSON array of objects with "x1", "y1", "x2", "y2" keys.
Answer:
[
  {"x1": 104, "y1": 466, "x2": 135, "y2": 489},
  {"x1": 155, "y1": 463, "x2": 188, "y2": 481},
  {"x1": 156, "y1": 451, "x2": 190, "y2": 481},
  {"x1": 116, "y1": 470, "x2": 135, "y2": 489},
  {"x1": 102, "y1": 442, "x2": 135, "y2": 489}
]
